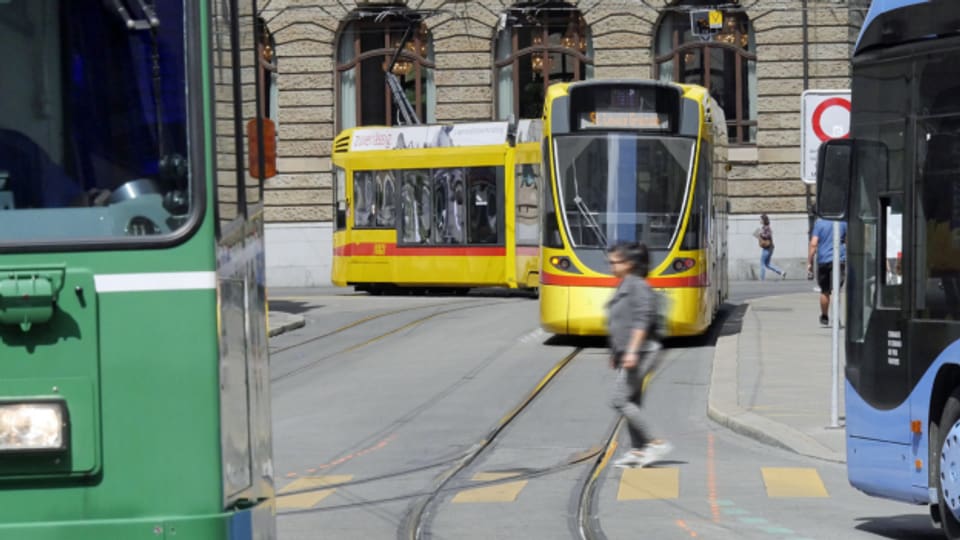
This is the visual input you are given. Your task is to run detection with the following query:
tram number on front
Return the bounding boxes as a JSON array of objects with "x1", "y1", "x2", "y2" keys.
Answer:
[{"x1": 374, "y1": 243, "x2": 386, "y2": 256}]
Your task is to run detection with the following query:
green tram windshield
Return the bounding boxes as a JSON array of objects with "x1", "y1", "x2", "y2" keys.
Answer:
[
  {"x1": 553, "y1": 134, "x2": 694, "y2": 249},
  {"x1": 0, "y1": 1, "x2": 194, "y2": 245}
]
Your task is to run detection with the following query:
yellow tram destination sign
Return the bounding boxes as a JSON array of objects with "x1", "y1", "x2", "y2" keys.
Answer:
[{"x1": 581, "y1": 111, "x2": 667, "y2": 130}]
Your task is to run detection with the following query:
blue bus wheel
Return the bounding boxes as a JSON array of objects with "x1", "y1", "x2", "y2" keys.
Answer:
[{"x1": 937, "y1": 389, "x2": 960, "y2": 537}]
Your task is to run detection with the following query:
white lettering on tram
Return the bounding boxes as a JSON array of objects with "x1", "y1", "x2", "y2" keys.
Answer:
[
  {"x1": 886, "y1": 330, "x2": 903, "y2": 366},
  {"x1": 94, "y1": 272, "x2": 217, "y2": 292},
  {"x1": 888, "y1": 350, "x2": 900, "y2": 366}
]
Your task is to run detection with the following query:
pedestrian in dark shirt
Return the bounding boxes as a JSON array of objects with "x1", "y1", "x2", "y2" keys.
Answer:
[{"x1": 605, "y1": 241, "x2": 672, "y2": 468}]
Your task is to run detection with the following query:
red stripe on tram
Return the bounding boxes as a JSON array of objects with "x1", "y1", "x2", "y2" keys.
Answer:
[
  {"x1": 540, "y1": 272, "x2": 620, "y2": 288},
  {"x1": 541, "y1": 271, "x2": 709, "y2": 288},
  {"x1": 648, "y1": 274, "x2": 710, "y2": 288}
]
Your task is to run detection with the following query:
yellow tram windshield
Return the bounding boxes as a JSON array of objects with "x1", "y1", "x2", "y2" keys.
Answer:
[{"x1": 552, "y1": 133, "x2": 694, "y2": 249}]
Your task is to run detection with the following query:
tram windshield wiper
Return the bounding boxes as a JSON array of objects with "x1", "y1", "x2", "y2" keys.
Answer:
[
  {"x1": 570, "y1": 168, "x2": 607, "y2": 247},
  {"x1": 103, "y1": 0, "x2": 160, "y2": 30}
]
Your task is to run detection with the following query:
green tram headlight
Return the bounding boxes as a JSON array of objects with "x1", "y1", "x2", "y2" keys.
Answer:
[{"x1": 0, "y1": 401, "x2": 68, "y2": 453}]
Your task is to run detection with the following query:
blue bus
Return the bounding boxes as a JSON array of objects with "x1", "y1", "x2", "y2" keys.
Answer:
[{"x1": 815, "y1": 0, "x2": 960, "y2": 536}]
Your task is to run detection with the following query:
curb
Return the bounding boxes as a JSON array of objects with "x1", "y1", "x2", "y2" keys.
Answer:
[
  {"x1": 707, "y1": 306, "x2": 845, "y2": 464},
  {"x1": 268, "y1": 311, "x2": 306, "y2": 337}
]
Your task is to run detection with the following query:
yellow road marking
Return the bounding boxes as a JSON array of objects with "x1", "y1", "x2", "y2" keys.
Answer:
[
  {"x1": 276, "y1": 475, "x2": 353, "y2": 510},
  {"x1": 617, "y1": 468, "x2": 680, "y2": 500},
  {"x1": 761, "y1": 468, "x2": 829, "y2": 498},
  {"x1": 452, "y1": 472, "x2": 527, "y2": 503}
]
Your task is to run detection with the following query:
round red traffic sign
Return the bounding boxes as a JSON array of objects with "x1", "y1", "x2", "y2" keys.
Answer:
[{"x1": 812, "y1": 97, "x2": 851, "y2": 142}]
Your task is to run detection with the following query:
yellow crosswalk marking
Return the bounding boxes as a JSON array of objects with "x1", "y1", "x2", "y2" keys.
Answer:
[
  {"x1": 452, "y1": 472, "x2": 528, "y2": 503},
  {"x1": 276, "y1": 475, "x2": 353, "y2": 510},
  {"x1": 617, "y1": 468, "x2": 680, "y2": 500},
  {"x1": 761, "y1": 468, "x2": 828, "y2": 498}
]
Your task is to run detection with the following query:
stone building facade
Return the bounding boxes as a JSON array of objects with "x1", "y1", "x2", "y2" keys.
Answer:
[{"x1": 259, "y1": 0, "x2": 871, "y2": 286}]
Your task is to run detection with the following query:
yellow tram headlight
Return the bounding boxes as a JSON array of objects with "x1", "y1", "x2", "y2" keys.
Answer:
[
  {"x1": 550, "y1": 256, "x2": 572, "y2": 270},
  {"x1": 0, "y1": 401, "x2": 67, "y2": 452}
]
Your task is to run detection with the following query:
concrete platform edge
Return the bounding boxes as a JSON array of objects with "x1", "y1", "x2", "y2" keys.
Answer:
[
  {"x1": 707, "y1": 305, "x2": 846, "y2": 465},
  {"x1": 268, "y1": 311, "x2": 306, "y2": 337}
]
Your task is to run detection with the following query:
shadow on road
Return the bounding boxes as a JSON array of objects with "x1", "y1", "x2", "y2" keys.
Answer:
[
  {"x1": 543, "y1": 334, "x2": 608, "y2": 349},
  {"x1": 854, "y1": 514, "x2": 940, "y2": 539},
  {"x1": 539, "y1": 302, "x2": 750, "y2": 351},
  {"x1": 268, "y1": 299, "x2": 320, "y2": 315}
]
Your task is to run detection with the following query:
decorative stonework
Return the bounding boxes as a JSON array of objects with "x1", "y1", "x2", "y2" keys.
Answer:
[{"x1": 260, "y1": 0, "x2": 871, "y2": 224}]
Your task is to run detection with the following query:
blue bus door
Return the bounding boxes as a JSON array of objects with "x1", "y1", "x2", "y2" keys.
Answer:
[{"x1": 845, "y1": 173, "x2": 916, "y2": 500}]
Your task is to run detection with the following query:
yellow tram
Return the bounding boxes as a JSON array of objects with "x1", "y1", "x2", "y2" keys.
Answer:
[
  {"x1": 331, "y1": 120, "x2": 542, "y2": 294},
  {"x1": 539, "y1": 80, "x2": 729, "y2": 336}
]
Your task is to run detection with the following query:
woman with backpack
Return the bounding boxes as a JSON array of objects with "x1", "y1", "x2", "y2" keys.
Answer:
[
  {"x1": 755, "y1": 214, "x2": 785, "y2": 280},
  {"x1": 605, "y1": 241, "x2": 672, "y2": 468}
]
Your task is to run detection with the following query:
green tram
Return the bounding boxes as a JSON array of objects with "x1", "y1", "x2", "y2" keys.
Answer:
[{"x1": 0, "y1": 1, "x2": 276, "y2": 538}]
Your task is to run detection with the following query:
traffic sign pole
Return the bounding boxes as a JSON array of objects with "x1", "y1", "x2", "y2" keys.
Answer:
[{"x1": 800, "y1": 90, "x2": 850, "y2": 429}]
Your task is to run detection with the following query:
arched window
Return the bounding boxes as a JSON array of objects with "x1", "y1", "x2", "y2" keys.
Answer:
[
  {"x1": 336, "y1": 12, "x2": 435, "y2": 130},
  {"x1": 494, "y1": 2, "x2": 593, "y2": 120},
  {"x1": 654, "y1": 8, "x2": 757, "y2": 144}
]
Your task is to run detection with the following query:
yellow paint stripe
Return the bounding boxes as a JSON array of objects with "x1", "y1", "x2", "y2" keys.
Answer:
[
  {"x1": 276, "y1": 475, "x2": 353, "y2": 510},
  {"x1": 617, "y1": 468, "x2": 680, "y2": 500},
  {"x1": 452, "y1": 472, "x2": 528, "y2": 503},
  {"x1": 761, "y1": 468, "x2": 829, "y2": 498}
]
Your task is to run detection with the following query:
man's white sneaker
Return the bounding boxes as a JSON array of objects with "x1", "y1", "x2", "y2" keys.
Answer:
[
  {"x1": 645, "y1": 441, "x2": 673, "y2": 464},
  {"x1": 613, "y1": 450, "x2": 647, "y2": 468}
]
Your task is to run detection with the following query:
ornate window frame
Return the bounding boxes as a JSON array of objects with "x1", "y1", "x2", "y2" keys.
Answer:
[
  {"x1": 493, "y1": 3, "x2": 593, "y2": 120},
  {"x1": 654, "y1": 9, "x2": 758, "y2": 145},
  {"x1": 335, "y1": 14, "x2": 435, "y2": 131}
]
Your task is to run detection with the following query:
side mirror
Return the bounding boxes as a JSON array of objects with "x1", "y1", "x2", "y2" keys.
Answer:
[
  {"x1": 247, "y1": 118, "x2": 277, "y2": 180},
  {"x1": 815, "y1": 140, "x2": 853, "y2": 220}
]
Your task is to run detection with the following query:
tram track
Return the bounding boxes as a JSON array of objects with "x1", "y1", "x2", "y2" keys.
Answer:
[
  {"x1": 269, "y1": 298, "x2": 523, "y2": 382},
  {"x1": 274, "y1": 341, "x2": 652, "y2": 540},
  {"x1": 399, "y1": 344, "x2": 629, "y2": 540},
  {"x1": 274, "y1": 442, "x2": 604, "y2": 515},
  {"x1": 575, "y1": 417, "x2": 624, "y2": 540},
  {"x1": 399, "y1": 347, "x2": 584, "y2": 540},
  {"x1": 274, "y1": 347, "x2": 594, "y2": 517},
  {"x1": 270, "y1": 298, "x2": 479, "y2": 355}
]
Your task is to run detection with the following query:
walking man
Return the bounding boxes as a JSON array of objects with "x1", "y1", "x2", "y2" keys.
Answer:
[
  {"x1": 605, "y1": 242, "x2": 672, "y2": 468},
  {"x1": 807, "y1": 217, "x2": 848, "y2": 326}
]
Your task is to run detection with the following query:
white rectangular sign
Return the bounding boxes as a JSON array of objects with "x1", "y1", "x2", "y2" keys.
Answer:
[
  {"x1": 350, "y1": 122, "x2": 513, "y2": 152},
  {"x1": 800, "y1": 90, "x2": 851, "y2": 184}
]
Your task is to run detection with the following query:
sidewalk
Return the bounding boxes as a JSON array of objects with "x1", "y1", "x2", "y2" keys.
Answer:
[{"x1": 708, "y1": 292, "x2": 847, "y2": 463}]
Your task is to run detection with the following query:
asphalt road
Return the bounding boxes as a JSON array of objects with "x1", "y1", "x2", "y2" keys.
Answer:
[{"x1": 267, "y1": 285, "x2": 939, "y2": 540}]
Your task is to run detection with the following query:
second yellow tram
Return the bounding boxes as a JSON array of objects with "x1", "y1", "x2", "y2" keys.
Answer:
[
  {"x1": 539, "y1": 80, "x2": 729, "y2": 336},
  {"x1": 331, "y1": 120, "x2": 542, "y2": 294}
]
